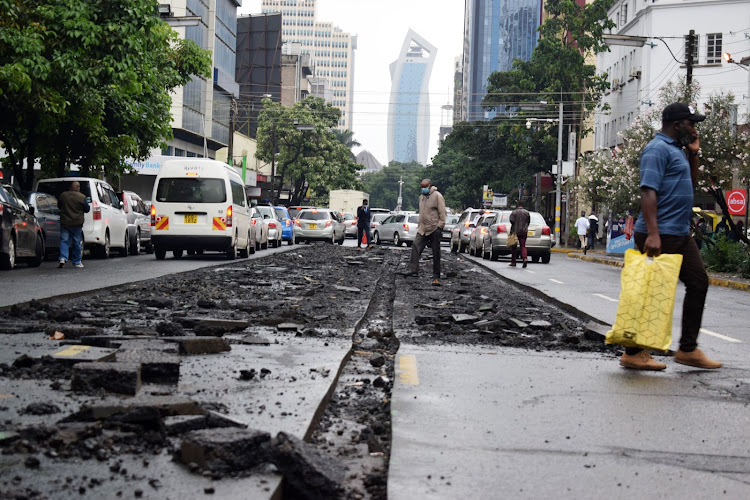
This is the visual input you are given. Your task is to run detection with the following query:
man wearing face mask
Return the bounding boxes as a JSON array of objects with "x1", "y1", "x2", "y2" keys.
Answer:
[
  {"x1": 619, "y1": 102, "x2": 721, "y2": 371},
  {"x1": 406, "y1": 179, "x2": 447, "y2": 284}
]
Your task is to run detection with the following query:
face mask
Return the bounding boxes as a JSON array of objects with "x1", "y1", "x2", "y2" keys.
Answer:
[{"x1": 421, "y1": 187, "x2": 430, "y2": 195}]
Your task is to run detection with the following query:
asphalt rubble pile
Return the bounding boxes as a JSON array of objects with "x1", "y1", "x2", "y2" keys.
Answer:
[{"x1": 0, "y1": 244, "x2": 613, "y2": 499}]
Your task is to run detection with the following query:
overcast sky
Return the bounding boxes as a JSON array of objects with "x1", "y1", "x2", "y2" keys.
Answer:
[{"x1": 238, "y1": 0, "x2": 465, "y2": 166}]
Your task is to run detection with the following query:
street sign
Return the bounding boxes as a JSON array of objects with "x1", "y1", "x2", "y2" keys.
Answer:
[
  {"x1": 561, "y1": 194, "x2": 567, "y2": 203},
  {"x1": 726, "y1": 190, "x2": 746, "y2": 215}
]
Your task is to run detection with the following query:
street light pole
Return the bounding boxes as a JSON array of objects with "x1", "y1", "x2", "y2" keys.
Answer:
[{"x1": 555, "y1": 101, "x2": 563, "y2": 247}]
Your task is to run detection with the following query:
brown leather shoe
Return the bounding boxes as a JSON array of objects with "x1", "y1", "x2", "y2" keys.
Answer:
[
  {"x1": 620, "y1": 351, "x2": 666, "y2": 371},
  {"x1": 674, "y1": 348, "x2": 722, "y2": 369}
]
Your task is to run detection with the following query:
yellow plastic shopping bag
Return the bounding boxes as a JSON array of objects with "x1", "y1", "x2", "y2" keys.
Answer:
[{"x1": 605, "y1": 249, "x2": 683, "y2": 351}]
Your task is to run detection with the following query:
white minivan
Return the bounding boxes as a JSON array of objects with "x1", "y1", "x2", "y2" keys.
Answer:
[{"x1": 150, "y1": 159, "x2": 252, "y2": 260}]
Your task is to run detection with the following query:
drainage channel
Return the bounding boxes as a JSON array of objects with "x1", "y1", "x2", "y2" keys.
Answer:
[{"x1": 304, "y1": 250, "x2": 400, "y2": 500}]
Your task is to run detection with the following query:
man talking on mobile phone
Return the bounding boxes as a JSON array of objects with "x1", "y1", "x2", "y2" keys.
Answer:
[{"x1": 620, "y1": 102, "x2": 722, "y2": 371}]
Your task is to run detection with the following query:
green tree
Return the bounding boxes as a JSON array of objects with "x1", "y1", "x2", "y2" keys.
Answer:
[
  {"x1": 255, "y1": 97, "x2": 361, "y2": 205},
  {"x1": 361, "y1": 162, "x2": 425, "y2": 211},
  {"x1": 0, "y1": 0, "x2": 212, "y2": 190},
  {"x1": 332, "y1": 128, "x2": 360, "y2": 161}
]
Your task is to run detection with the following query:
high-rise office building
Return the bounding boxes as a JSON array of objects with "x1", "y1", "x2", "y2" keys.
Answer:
[
  {"x1": 387, "y1": 30, "x2": 436, "y2": 166},
  {"x1": 461, "y1": 0, "x2": 543, "y2": 122},
  {"x1": 260, "y1": 0, "x2": 357, "y2": 129}
]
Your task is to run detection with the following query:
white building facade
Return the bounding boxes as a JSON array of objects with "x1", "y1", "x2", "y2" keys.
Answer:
[
  {"x1": 260, "y1": 0, "x2": 357, "y2": 129},
  {"x1": 595, "y1": 0, "x2": 750, "y2": 149}
]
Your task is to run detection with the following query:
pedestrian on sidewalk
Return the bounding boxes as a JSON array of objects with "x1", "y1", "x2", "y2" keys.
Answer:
[
  {"x1": 587, "y1": 214, "x2": 599, "y2": 251},
  {"x1": 356, "y1": 199, "x2": 372, "y2": 250},
  {"x1": 407, "y1": 179, "x2": 446, "y2": 284},
  {"x1": 57, "y1": 181, "x2": 90, "y2": 268},
  {"x1": 574, "y1": 211, "x2": 590, "y2": 254},
  {"x1": 621, "y1": 102, "x2": 721, "y2": 371},
  {"x1": 509, "y1": 203, "x2": 530, "y2": 268}
]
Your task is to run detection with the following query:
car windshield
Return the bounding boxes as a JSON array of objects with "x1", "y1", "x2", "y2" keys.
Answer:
[
  {"x1": 274, "y1": 208, "x2": 288, "y2": 219},
  {"x1": 155, "y1": 178, "x2": 226, "y2": 203},
  {"x1": 530, "y1": 212, "x2": 546, "y2": 225},
  {"x1": 372, "y1": 214, "x2": 389, "y2": 223},
  {"x1": 37, "y1": 180, "x2": 92, "y2": 199},
  {"x1": 408, "y1": 215, "x2": 419, "y2": 224},
  {"x1": 256, "y1": 206, "x2": 275, "y2": 218},
  {"x1": 342, "y1": 213, "x2": 354, "y2": 220},
  {"x1": 299, "y1": 210, "x2": 330, "y2": 220},
  {"x1": 447, "y1": 215, "x2": 459, "y2": 224}
]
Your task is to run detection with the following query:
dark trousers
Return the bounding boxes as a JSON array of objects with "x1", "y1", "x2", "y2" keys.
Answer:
[
  {"x1": 511, "y1": 235, "x2": 528, "y2": 264},
  {"x1": 626, "y1": 232, "x2": 708, "y2": 354},
  {"x1": 409, "y1": 230, "x2": 441, "y2": 278},
  {"x1": 357, "y1": 225, "x2": 370, "y2": 246}
]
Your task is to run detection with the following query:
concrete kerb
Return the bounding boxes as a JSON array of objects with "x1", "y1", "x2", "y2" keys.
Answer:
[{"x1": 560, "y1": 249, "x2": 750, "y2": 293}]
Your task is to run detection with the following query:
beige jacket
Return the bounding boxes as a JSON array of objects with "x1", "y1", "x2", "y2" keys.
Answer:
[{"x1": 417, "y1": 186, "x2": 447, "y2": 236}]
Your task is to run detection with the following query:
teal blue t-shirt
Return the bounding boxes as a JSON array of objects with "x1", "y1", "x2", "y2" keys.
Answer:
[{"x1": 634, "y1": 133, "x2": 693, "y2": 236}]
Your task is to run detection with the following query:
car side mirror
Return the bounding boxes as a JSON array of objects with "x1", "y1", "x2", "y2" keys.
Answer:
[{"x1": 29, "y1": 206, "x2": 35, "y2": 216}]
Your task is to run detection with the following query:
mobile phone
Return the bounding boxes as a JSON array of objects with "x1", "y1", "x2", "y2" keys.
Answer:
[{"x1": 679, "y1": 134, "x2": 697, "y2": 147}]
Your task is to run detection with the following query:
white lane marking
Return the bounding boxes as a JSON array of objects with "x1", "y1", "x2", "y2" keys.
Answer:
[
  {"x1": 700, "y1": 328, "x2": 742, "y2": 343},
  {"x1": 549, "y1": 279, "x2": 564, "y2": 284},
  {"x1": 524, "y1": 269, "x2": 535, "y2": 274},
  {"x1": 593, "y1": 293, "x2": 619, "y2": 303}
]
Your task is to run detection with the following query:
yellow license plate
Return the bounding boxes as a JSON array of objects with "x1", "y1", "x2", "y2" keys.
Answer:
[
  {"x1": 185, "y1": 214, "x2": 198, "y2": 224},
  {"x1": 309, "y1": 223, "x2": 317, "y2": 229},
  {"x1": 527, "y1": 230, "x2": 534, "y2": 236}
]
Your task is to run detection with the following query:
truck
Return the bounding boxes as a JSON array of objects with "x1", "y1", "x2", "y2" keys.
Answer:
[{"x1": 328, "y1": 189, "x2": 369, "y2": 215}]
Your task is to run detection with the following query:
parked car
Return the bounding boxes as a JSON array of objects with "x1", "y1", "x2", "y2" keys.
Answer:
[
  {"x1": 1, "y1": 184, "x2": 44, "y2": 270},
  {"x1": 442, "y1": 214, "x2": 460, "y2": 242},
  {"x1": 150, "y1": 159, "x2": 252, "y2": 260},
  {"x1": 273, "y1": 206, "x2": 294, "y2": 245},
  {"x1": 26, "y1": 191, "x2": 61, "y2": 258},
  {"x1": 468, "y1": 211, "x2": 497, "y2": 256},
  {"x1": 119, "y1": 190, "x2": 153, "y2": 254},
  {"x1": 249, "y1": 207, "x2": 268, "y2": 251},
  {"x1": 372, "y1": 213, "x2": 419, "y2": 247},
  {"x1": 36, "y1": 177, "x2": 129, "y2": 258},
  {"x1": 369, "y1": 213, "x2": 390, "y2": 235},
  {"x1": 450, "y1": 208, "x2": 488, "y2": 253},
  {"x1": 293, "y1": 208, "x2": 345, "y2": 244},
  {"x1": 255, "y1": 205, "x2": 283, "y2": 248},
  {"x1": 482, "y1": 210, "x2": 553, "y2": 263},
  {"x1": 341, "y1": 212, "x2": 358, "y2": 238},
  {"x1": 288, "y1": 205, "x2": 316, "y2": 220}
]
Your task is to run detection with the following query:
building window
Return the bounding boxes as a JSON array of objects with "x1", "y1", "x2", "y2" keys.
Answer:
[
  {"x1": 621, "y1": 3, "x2": 628, "y2": 25},
  {"x1": 707, "y1": 33, "x2": 722, "y2": 64}
]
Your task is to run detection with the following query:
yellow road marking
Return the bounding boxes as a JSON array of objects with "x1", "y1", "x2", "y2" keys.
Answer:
[
  {"x1": 54, "y1": 345, "x2": 91, "y2": 357},
  {"x1": 398, "y1": 354, "x2": 419, "y2": 386}
]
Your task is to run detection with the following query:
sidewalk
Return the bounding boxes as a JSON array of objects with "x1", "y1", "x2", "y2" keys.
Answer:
[{"x1": 552, "y1": 247, "x2": 750, "y2": 292}]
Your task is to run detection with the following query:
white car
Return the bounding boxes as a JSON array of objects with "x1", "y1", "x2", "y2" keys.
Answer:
[
  {"x1": 254, "y1": 205, "x2": 283, "y2": 248},
  {"x1": 36, "y1": 177, "x2": 130, "y2": 258}
]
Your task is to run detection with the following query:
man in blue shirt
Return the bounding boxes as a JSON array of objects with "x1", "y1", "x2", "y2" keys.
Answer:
[{"x1": 621, "y1": 103, "x2": 722, "y2": 371}]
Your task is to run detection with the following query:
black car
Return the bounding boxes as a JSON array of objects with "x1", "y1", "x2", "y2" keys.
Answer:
[
  {"x1": 27, "y1": 191, "x2": 61, "y2": 258},
  {"x1": 0, "y1": 184, "x2": 45, "y2": 270}
]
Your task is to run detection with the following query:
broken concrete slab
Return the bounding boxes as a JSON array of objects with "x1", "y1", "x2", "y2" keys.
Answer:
[
  {"x1": 71, "y1": 362, "x2": 142, "y2": 395},
  {"x1": 117, "y1": 340, "x2": 180, "y2": 354},
  {"x1": 52, "y1": 345, "x2": 117, "y2": 364},
  {"x1": 78, "y1": 336, "x2": 157, "y2": 349},
  {"x1": 277, "y1": 323, "x2": 305, "y2": 331},
  {"x1": 115, "y1": 349, "x2": 180, "y2": 384},
  {"x1": 179, "y1": 427, "x2": 271, "y2": 472},
  {"x1": 333, "y1": 285, "x2": 361, "y2": 293},
  {"x1": 158, "y1": 336, "x2": 231, "y2": 355},
  {"x1": 63, "y1": 396, "x2": 204, "y2": 421},
  {"x1": 235, "y1": 334, "x2": 271, "y2": 345},
  {"x1": 584, "y1": 320, "x2": 610, "y2": 341},
  {"x1": 452, "y1": 314, "x2": 478, "y2": 324},
  {"x1": 270, "y1": 432, "x2": 345, "y2": 500},
  {"x1": 508, "y1": 318, "x2": 528, "y2": 329},
  {"x1": 164, "y1": 411, "x2": 247, "y2": 436},
  {"x1": 44, "y1": 326, "x2": 103, "y2": 339},
  {"x1": 529, "y1": 320, "x2": 553, "y2": 329}
]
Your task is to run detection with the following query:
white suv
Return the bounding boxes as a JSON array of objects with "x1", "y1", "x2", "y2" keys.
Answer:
[{"x1": 36, "y1": 177, "x2": 129, "y2": 258}]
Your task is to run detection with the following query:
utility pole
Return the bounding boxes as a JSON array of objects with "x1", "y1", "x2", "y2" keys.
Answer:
[
  {"x1": 554, "y1": 101, "x2": 563, "y2": 247},
  {"x1": 227, "y1": 98, "x2": 236, "y2": 168},
  {"x1": 396, "y1": 176, "x2": 404, "y2": 211},
  {"x1": 685, "y1": 29, "x2": 696, "y2": 100},
  {"x1": 269, "y1": 123, "x2": 276, "y2": 204}
]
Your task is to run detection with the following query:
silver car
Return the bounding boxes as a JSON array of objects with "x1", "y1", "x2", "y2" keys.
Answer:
[
  {"x1": 255, "y1": 205, "x2": 283, "y2": 248},
  {"x1": 468, "y1": 211, "x2": 497, "y2": 256},
  {"x1": 120, "y1": 190, "x2": 153, "y2": 254},
  {"x1": 481, "y1": 210, "x2": 553, "y2": 263},
  {"x1": 293, "y1": 208, "x2": 345, "y2": 244},
  {"x1": 372, "y1": 213, "x2": 419, "y2": 247},
  {"x1": 442, "y1": 214, "x2": 459, "y2": 242},
  {"x1": 342, "y1": 212, "x2": 358, "y2": 238},
  {"x1": 26, "y1": 192, "x2": 61, "y2": 258},
  {"x1": 450, "y1": 208, "x2": 488, "y2": 253},
  {"x1": 250, "y1": 207, "x2": 268, "y2": 250}
]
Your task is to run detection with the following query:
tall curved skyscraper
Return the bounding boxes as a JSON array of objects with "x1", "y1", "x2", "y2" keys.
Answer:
[{"x1": 387, "y1": 30, "x2": 436, "y2": 166}]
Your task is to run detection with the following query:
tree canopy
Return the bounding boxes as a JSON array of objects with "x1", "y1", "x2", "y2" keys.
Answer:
[
  {"x1": 0, "y1": 0, "x2": 212, "y2": 190},
  {"x1": 255, "y1": 96, "x2": 361, "y2": 205},
  {"x1": 360, "y1": 161, "x2": 425, "y2": 211}
]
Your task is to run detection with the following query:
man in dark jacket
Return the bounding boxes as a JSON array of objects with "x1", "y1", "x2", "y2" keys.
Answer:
[
  {"x1": 355, "y1": 199, "x2": 372, "y2": 249},
  {"x1": 57, "y1": 181, "x2": 90, "y2": 268},
  {"x1": 509, "y1": 203, "x2": 530, "y2": 267}
]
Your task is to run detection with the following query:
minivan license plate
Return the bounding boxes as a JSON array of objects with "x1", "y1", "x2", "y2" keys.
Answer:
[
  {"x1": 309, "y1": 223, "x2": 317, "y2": 229},
  {"x1": 185, "y1": 214, "x2": 198, "y2": 224}
]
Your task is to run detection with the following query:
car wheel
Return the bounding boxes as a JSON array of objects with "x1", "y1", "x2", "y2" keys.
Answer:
[
  {"x1": 0, "y1": 235, "x2": 16, "y2": 270},
  {"x1": 144, "y1": 239, "x2": 154, "y2": 254},
  {"x1": 541, "y1": 252, "x2": 551, "y2": 264},
  {"x1": 130, "y1": 230, "x2": 141, "y2": 255},
  {"x1": 490, "y1": 248, "x2": 499, "y2": 261},
  {"x1": 118, "y1": 234, "x2": 129, "y2": 257},
  {"x1": 239, "y1": 233, "x2": 250, "y2": 258},
  {"x1": 155, "y1": 247, "x2": 166, "y2": 260},
  {"x1": 338, "y1": 234, "x2": 345, "y2": 245},
  {"x1": 196, "y1": 249, "x2": 204, "y2": 255},
  {"x1": 96, "y1": 232, "x2": 111, "y2": 259},
  {"x1": 249, "y1": 239, "x2": 256, "y2": 254},
  {"x1": 29, "y1": 233, "x2": 44, "y2": 267},
  {"x1": 226, "y1": 241, "x2": 237, "y2": 260},
  {"x1": 459, "y1": 240, "x2": 467, "y2": 253},
  {"x1": 288, "y1": 237, "x2": 294, "y2": 245},
  {"x1": 262, "y1": 240, "x2": 268, "y2": 250},
  {"x1": 450, "y1": 239, "x2": 458, "y2": 253},
  {"x1": 394, "y1": 233, "x2": 401, "y2": 247},
  {"x1": 173, "y1": 249, "x2": 183, "y2": 259},
  {"x1": 482, "y1": 244, "x2": 489, "y2": 260},
  {"x1": 405, "y1": 241, "x2": 412, "y2": 247},
  {"x1": 532, "y1": 255, "x2": 540, "y2": 263},
  {"x1": 187, "y1": 249, "x2": 196, "y2": 256},
  {"x1": 374, "y1": 232, "x2": 381, "y2": 245}
]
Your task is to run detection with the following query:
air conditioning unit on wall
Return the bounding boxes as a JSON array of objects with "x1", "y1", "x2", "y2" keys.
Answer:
[
  {"x1": 630, "y1": 67, "x2": 642, "y2": 79},
  {"x1": 612, "y1": 78, "x2": 621, "y2": 91}
]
